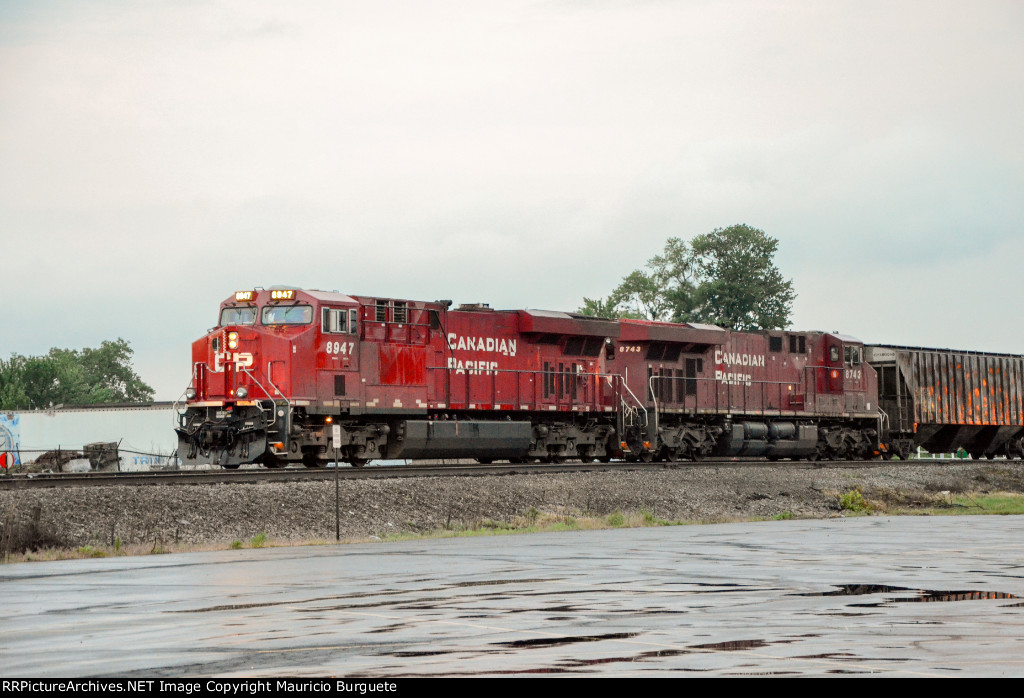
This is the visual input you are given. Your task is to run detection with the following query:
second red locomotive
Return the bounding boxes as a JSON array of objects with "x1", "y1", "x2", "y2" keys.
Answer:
[{"x1": 176, "y1": 287, "x2": 881, "y2": 467}]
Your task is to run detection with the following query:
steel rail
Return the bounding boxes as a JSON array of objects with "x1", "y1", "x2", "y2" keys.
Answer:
[{"x1": 0, "y1": 458, "x2": 986, "y2": 490}]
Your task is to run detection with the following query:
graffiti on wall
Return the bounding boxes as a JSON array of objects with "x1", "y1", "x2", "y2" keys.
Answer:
[{"x1": 0, "y1": 413, "x2": 21, "y2": 466}]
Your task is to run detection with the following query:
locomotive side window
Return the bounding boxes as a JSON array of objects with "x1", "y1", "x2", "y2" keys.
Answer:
[
  {"x1": 830, "y1": 346, "x2": 840, "y2": 362},
  {"x1": 323, "y1": 308, "x2": 348, "y2": 334},
  {"x1": 769, "y1": 336, "x2": 782, "y2": 352},
  {"x1": 349, "y1": 309, "x2": 358, "y2": 335},
  {"x1": 220, "y1": 307, "x2": 256, "y2": 326},
  {"x1": 851, "y1": 347, "x2": 862, "y2": 365},
  {"x1": 261, "y1": 305, "x2": 313, "y2": 325},
  {"x1": 789, "y1": 335, "x2": 807, "y2": 353}
]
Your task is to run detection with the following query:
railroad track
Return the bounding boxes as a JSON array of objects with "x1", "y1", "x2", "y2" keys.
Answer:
[{"x1": 0, "y1": 458, "x2": 979, "y2": 490}]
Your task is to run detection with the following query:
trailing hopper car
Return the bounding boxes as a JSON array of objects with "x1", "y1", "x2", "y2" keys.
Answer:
[
  {"x1": 175, "y1": 287, "x2": 1024, "y2": 468},
  {"x1": 867, "y1": 346, "x2": 1024, "y2": 460}
]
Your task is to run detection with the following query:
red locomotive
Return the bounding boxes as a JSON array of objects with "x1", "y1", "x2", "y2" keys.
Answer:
[{"x1": 176, "y1": 287, "x2": 883, "y2": 467}]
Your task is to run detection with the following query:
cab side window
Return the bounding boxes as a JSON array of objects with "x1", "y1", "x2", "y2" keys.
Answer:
[{"x1": 322, "y1": 308, "x2": 349, "y2": 334}]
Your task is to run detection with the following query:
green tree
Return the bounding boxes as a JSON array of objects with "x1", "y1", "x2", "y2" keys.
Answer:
[
  {"x1": 0, "y1": 339, "x2": 153, "y2": 409},
  {"x1": 576, "y1": 296, "x2": 619, "y2": 319},
  {"x1": 578, "y1": 224, "x2": 795, "y2": 330},
  {"x1": 647, "y1": 236, "x2": 700, "y2": 323},
  {"x1": 609, "y1": 269, "x2": 673, "y2": 321},
  {"x1": 690, "y1": 224, "x2": 795, "y2": 330}
]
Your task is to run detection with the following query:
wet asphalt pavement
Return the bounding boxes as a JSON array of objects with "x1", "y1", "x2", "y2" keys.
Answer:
[{"x1": 4, "y1": 516, "x2": 1024, "y2": 677}]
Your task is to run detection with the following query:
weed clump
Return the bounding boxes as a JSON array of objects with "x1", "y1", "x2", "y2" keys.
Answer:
[{"x1": 839, "y1": 489, "x2": 870, "y2": 512}]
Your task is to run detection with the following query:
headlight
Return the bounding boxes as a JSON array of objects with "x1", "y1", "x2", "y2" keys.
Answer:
[
  {"x1": 236, "y1": 386, "x2": 249, "y2": 399},
  {"x1": 228, "y1": 332, "x2": 239, "y2": 349},
  {"x1": 186, "y1": 388, "x2": 197, "y2": 400}
]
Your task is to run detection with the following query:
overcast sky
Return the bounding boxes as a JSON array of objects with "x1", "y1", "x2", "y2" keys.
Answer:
[{"x1": 2, "y1": 0, "x2": 1022, "y2": 400}]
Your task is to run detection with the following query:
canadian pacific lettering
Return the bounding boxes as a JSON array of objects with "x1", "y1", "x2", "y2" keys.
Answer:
[
  {"x1": 714, "y1": 350, "x2": 766, "y2": 367},
  {"x1": 446, "y1": 334, "x2": 516, "y2": 356},
  {"x1": 714, "y1": 349, "x2": 763, "y2": 386},
  {"x1": 447, "y1": 357, "x2": 499, "y2": 375}
]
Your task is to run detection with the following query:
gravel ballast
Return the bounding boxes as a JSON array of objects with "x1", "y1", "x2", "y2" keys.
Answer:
[{"x1": 2, "y1": 462, "x2": 1023, "y2": 550}]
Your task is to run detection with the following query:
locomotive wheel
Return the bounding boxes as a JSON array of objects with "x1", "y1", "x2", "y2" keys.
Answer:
[
  {"x1": 259, "y1": 454, "x2": 286, "y2": 469},
  {"x1": 639, "y1": 451, "x2": 654, "y2": 464},
  {"x1": 300, "y1": 448, "x2": 326, "y2": 468},
  {"x1": 597, "y1": 455, "x2": 612, "y2": 463},
  {"x1": 349, "y1": 457, "x2": 367, "y2": 468},
  {"x1": 476, "y1": 458, "x2": 493, "y2": 465},
  {"x1": 546, "y1": 455, "x2": 566, "y2": 464},
  {"x1": 222, "y1": 463, "x2": 241, "y2": 470}
]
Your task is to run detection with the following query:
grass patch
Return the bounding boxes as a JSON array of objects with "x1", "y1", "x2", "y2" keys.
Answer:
[
  {"x1": 379, "y1": 507, "x2": 676, "y2": 544},
  {"x1": 890, "y1": 492, "x2": 1024, "y2": 517},
  {"x1": 771, "y1": 511, "x2": 794, "y2": 521},
  {"x1": 76, "y1": 545, "x2": 106, "y2": 558},
  {"x1": 250, "y1": 532, "x2": 268, "y2": 549}
]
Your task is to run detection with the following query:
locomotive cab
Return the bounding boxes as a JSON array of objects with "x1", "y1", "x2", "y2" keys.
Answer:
[{"x1": 177, "y1": 287, "x2": 361, "y2": 468}]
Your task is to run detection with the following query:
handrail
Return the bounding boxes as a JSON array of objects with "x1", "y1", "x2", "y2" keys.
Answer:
[
  {"x1": 264, "y1": 361, "x2": 291, "y2": 408},
  {"x1": 425, "y1": 365, "x2": 619, "y2": 410},
  {"x1": 647, "y1": 375, "x2": 659, "y2": 436},
  {"x1": 239, "y1": 367, "x2": 285, "y2": 427},
  {"x1": 171, "y1": 362, "x2": 206, "y2": 426},
  {"x1": 618, "y1": 369, "x2": 648, "y2": 427}
]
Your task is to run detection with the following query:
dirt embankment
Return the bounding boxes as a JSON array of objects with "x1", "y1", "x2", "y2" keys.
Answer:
[{"x1": 2, "y1": 462, "x2": 1022, "y2": 553}]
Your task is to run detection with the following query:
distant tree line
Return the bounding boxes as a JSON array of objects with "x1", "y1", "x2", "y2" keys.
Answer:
[
  {"x1": 0, "y1": 339, "x2": 154, "y2": 410},
  {"x1": 578, "y1": 224, "x2": 796, "y2": 331}
]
